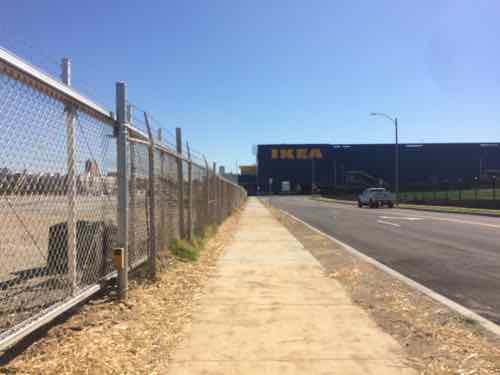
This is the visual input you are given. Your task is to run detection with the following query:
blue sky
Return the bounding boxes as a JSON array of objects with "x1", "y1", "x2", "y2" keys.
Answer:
[{"x1": 2, "y1": 1, "x2": 500, "y2": 172}]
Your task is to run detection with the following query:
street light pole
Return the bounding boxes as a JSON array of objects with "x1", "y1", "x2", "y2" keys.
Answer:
[{"x1": 370, "y1": 112, "x2": 399, "y2": 205}]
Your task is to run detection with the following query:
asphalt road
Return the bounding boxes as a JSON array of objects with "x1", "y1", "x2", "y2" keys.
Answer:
[{"x1": 263, "y1": 195, "x2": 500, "y2": 324}]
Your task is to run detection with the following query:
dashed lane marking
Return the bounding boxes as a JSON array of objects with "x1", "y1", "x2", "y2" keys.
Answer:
[{"x1": 377, "y1": 220, "x2": 401, "y2": 227}]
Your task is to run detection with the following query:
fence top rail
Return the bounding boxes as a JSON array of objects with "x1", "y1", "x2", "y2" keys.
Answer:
[
  {"x1": 0, "y1": 47, "x2": 114, "y2": 125},
  {"x1": 0, "y1": 47, "x2": 247, "y2": 195},
  {"x1": 128, "y1": 131, "x2": 245, "y2": 192},
  {"x1": 218, "y1": 174, "x2": 244, "y2": 189},
  {"x1": 128, "y1": 133, "x2": 189, "y2": 163}
]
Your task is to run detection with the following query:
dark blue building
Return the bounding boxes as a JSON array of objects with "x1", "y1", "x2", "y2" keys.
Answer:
[{"x1": 256, "y1": 143, "x2": 500, "y2": 194}]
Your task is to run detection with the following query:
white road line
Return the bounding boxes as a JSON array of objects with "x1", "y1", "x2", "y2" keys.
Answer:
[
  {"x1": 431, "y1": 217, "x2": 500, "y2": 229},
  {"x1": 379, "y1": 216, "x2": 423, "y2": 221},
  {"x1": 377, "y1": 220, "x2": 401, "y2": 227}
]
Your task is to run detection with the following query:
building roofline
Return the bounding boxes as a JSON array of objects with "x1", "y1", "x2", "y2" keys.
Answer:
[{"x1": 257, "y1": 142, "x2": 500, "y2": 147}]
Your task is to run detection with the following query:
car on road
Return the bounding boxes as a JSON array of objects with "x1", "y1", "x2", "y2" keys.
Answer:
[{"x1": 358, "y1": 187, "x2": 395, "y2": 208}]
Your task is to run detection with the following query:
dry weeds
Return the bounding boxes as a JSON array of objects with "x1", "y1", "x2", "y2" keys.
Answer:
[{"x1": 270, "y1": 205, "x2": 500, "y2": 375}]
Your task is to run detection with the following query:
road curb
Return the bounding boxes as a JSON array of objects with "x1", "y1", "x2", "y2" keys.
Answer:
[{"x1": 276, "y1": 207, "x2": 500, "y2": 338}]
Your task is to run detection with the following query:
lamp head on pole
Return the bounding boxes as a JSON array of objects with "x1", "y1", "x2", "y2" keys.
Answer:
[{"x1": 369, "y1": 112, "x2": 395, "y2": 123}]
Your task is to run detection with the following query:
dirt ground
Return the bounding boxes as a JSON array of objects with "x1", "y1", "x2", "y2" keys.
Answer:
[
  {"x1": 268, "y1": 205, "x2": 500, "y2": 375},
  {"x1": 0, "y1": 206, "x2": 243, "y2": 375}
]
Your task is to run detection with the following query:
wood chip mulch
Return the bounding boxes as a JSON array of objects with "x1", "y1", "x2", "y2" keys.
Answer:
[{"x1": 0, "y1": 207, "x2": 243, "y2": 375}]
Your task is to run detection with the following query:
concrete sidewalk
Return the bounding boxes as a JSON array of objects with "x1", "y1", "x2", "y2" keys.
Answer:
[{"x1": 167, "y1": 198, "x2": 416, "y2": 374}]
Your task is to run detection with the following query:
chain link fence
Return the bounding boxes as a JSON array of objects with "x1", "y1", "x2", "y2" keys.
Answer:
[
  {"x1": 0, "y1": 47, "x2": 246, "y2": 351},
  {"x1": 399, "y1": 178, "x2": 500, "y2": 209}
]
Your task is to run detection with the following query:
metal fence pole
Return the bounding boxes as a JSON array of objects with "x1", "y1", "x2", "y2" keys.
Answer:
[
  {"x1": 225, "y1": 181, "x2": 228, "y2": 217},
  {"x1": 220, "y1": 179, "x2": 224, "y2": 221},
  {"x1": 217, "y1": 169, "x2": 221, "y2": 222},
  {"x1": 158, "y1": 129, "x2": 166, "y2": 249},
  {"x1": 204, "y1": 157, "x2": 210, "y2": 228},
  {"x1": 61, "y1": 58, "x2": 77, "y2": 293},
  {"x1": 116, "y1": 81, "x2": 129, "y2": 299},
  {"x1": 176, "y1": 128, "x2": 185, "y2": 238},
  {"x1": 127, "y1": 105, "x2": 136, "y2": 266},
  {"x1": 218, "y1": 175, "x2": 224, "y2": 223},
  {"x1": 186, "y1": 142, "x2": 193, "y2": 240},
  {"x1": 223, "y1": 180, "x2": 226, "y2": 218},
  {"x1": 221, "y1": 180, "x2": 225, "y2": 219},
  {"x1": 212, "y1": 162, "x2": 217, "y2": 223},
  {"x1": 144, "y1": 113, "x2": 157, "y2": 277}
]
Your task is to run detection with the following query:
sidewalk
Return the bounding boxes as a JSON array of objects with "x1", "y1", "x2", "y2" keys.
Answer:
[{"x1": 167, "y1": 198, "x2": 416, "y2": 374}]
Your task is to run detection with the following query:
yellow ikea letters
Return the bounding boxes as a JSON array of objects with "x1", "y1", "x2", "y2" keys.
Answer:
[{"x1": 271, "y1": 148, "x2": 323, "y2": 160}]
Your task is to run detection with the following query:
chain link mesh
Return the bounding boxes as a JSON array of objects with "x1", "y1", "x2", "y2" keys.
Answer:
[
  {"x1": 0, "y1": 68, "x2": 119, "y2": 339},
  {"x1": 0, "y1": 50, "x2": 247, "y2": 348}
]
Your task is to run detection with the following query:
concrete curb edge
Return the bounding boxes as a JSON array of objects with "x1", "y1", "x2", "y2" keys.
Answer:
[{"x1": 276, "y1": 207, "x2": 500, "y2": 338}]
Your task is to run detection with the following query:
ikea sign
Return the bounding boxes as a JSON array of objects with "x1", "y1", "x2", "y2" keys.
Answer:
[{"x1": 271, "y1": 148, "x2": 323, "y2": 160}]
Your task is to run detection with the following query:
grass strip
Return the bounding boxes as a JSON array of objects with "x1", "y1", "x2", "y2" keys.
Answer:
[{"x1": 169, "y1": 224, "x2": 219, "y2": 262}]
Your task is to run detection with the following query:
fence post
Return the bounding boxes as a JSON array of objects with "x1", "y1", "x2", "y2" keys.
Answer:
[
  {"x1": 144, "y1": 113, "x2": 156, "y2": 277},
  {"x1": 62, "y1": 58, "x2": 77, "y2": 293},
  {"x1": 221, "y1": 180, "x2": 225, "y2": 219},
  {"x1": 176, "y1": 128, "x2": 185, "y2": 238},
  {"x1": 158, "y1": 129, "x2": 166, "y2": 250},
  {"x1": 225, "y1": 181, "x2": 228, "y2": 217},
  {"x1": 203, "y1": 157, "x2": 210, "y2": 228},
  {"x1": 127, "y1": 105, "x2": 136, "y2": 268},
  {"x1": 219, "y1": 177, "x2": 223, "y2": 222},
  {"x1": 212, "y1": 162, "x2": 217, "y2": 223},
  {"x1": 220, "y1": 180, "x2": 224, "y2": 219},
  {"x1": 217, "y1": 176, "x2": 220, "y2": 222},
  {"x1": 116, "y1": 81, "x2": 129, "y2": 299},
  {"x1": 186, "y1": 142, "x2": 193, "y2": 240}
]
